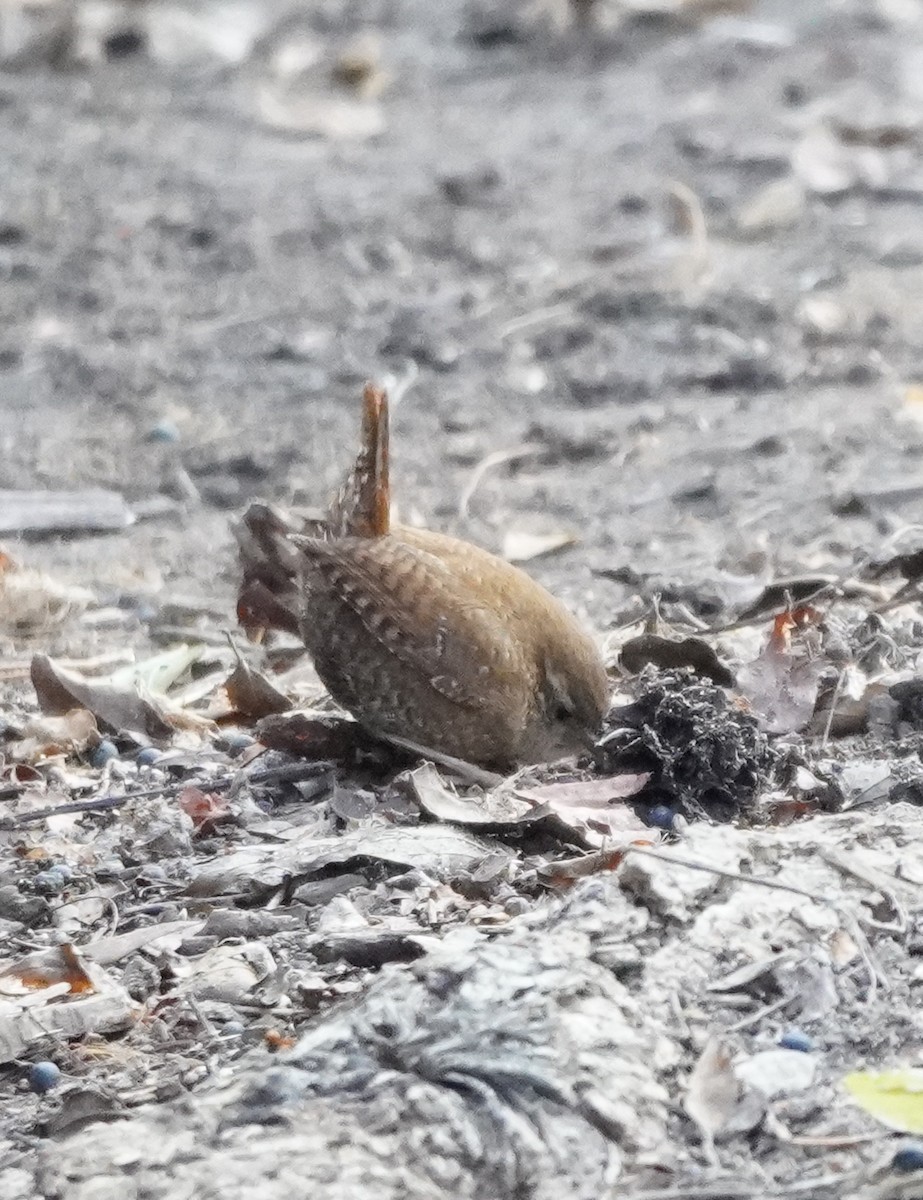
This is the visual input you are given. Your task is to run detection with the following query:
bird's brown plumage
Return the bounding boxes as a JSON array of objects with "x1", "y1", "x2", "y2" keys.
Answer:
[{"x1": 237, "y1": 385, "x2": 609, "y2": 767}]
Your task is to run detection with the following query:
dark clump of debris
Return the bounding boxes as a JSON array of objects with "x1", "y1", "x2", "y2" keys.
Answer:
[
  {"x1": 595, "y1": 669, "x2": 781, "y2": 821},
  {"x1": 888, "y1": 679, "x2": 923, "y2": 731}
]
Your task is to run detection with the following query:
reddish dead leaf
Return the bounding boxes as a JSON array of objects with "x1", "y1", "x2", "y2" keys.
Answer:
[
  {"x1": 736, "y1": 607, "x2": 825, "y2": 734},
  {"x1": 768, "y1": 605, "x2": 821, "y2": 651},
  {"x1": 3, "y1": 943, "x2": 97, "y2": 996},
  {"x1": 257, "y1": 711, "x2": 384, "y2": 761},
  {"x1": 264, "y1": 1029, "x2": 296, "y2": 1052},
  {"x1": 0, "y1": 762, "x2": 43, "y2": 784},
  {"x1": 538, "y1": 840, "x2": 658, "y2": 888},
  {"x1": 178, "y1": 786, "x2": 231, "y2": 832},
  {"x1": 766, "y1": 796, "x2": 819, "y2": 825}
]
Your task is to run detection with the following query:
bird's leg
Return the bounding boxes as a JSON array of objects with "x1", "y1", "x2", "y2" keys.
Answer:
[{"x1": 327, "y1": 382, "x2": 390, "y2": 539}]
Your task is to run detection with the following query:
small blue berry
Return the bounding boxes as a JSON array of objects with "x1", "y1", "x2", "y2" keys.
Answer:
[
  {"x1": 647, "y1": 804, "x2": 675, "y2": 831},
  {"x1": 778, "y1": 1029, "x2": 813, "y2": 1053},
  {"x1": 220, "y1": 732, "x2": 254, "y2": 756},
  {"x1": 136, "y1": 747, "x2": 161, "y2": 768},
  {"x1": 89, "y1": 739, "x2": 118, "y2": 769},
  {"x1": 28, "y1": 1061, "x2": 61, "y2": 1094},
  {"x1": 223, "y1": 1021, "x2": 245, "y2": 1037},
  {"x1": 146, "y1": 420, "x2": 181, "y2": 444},
  {"x1": 892, "y1": 1142, "x2": 923, "y2": 1174}
]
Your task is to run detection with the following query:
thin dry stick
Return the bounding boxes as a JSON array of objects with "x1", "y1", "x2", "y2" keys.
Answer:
[
  {"x1": 820, "y1": 847, "x2": 909, "y2": 937},
  {"x1": 457, "y1": 444, "x2": 541, "y2": 520},
  {"x1": 383, "y1": 733, "x2": 502, "y2": 788},
  {"x1": 497, "y1": 303, "x2": 575, "y2": 340},
  {"x1": 820, "y1": 667, "x2": 847, "y2": 750},
  {"x1": 0, "y1": 777, "x2": 235, "y2": 829},
  {"x1": 726, "y1": 994, "x2": 790, "y2": 1034}
]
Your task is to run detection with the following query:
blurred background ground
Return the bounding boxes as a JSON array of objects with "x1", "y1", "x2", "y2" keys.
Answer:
[{"x1": 3, "y1": 0, "x2": 923, "y2": 646}]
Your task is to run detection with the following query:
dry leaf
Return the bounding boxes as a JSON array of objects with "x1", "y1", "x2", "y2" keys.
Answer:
[
  {"x1": 0, "y1": 944, "x2": 134, "y2": 1065},
  {"x1": 0, "y1": 555, "x2": 94, "y2": 636},
  {"x1": 514, "y1": 775, "x2": 650, "y2": 848},
  {"x1": 619, "y1": 633, "x2": 734, "y2": 687},
  {"x1": 8, "y1": 708, "x2": 98, "y2": 762},
  {"x1": 223, "y1": 657, "x2": 293, "y2": 720},
  {"x1": 31, "y1": 654, "x2": 174, "y2": 741},
  {"x1": 684, "y1": 1038, "x2": 764, "y2": 1159},
  {"x1": 736, "y1": 178, "x2": 805, "y2": 235},
  {"x1": 178, "y1": 786, "x2": 231, "y2": 832},
  {"x1": 409, "y1": 762, "x2": 542, "y2": 826}
]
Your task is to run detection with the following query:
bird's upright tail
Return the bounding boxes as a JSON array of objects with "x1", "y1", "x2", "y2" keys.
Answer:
[
  {"x1": 326, "y1": 382, "x2": 390, "y2": 538},
  {"x1": 235, "y1": 382, "x2": 391, "y2": 640}
]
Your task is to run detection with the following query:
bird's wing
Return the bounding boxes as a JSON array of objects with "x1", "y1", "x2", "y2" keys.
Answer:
[{"x1": 294, "y1": 534, "x2": 526, "y2": 714}]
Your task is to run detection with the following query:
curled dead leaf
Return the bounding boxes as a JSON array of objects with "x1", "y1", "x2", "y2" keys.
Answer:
[{"x1": 31, "y1": 654, "x2": 174, "y2": 740}]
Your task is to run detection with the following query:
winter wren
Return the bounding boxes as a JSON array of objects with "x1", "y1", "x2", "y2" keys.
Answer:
[{"x1": 237, "y1": 385, "x2": 609, "y2": 768}]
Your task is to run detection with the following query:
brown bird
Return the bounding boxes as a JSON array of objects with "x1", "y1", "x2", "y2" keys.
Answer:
[{"x1": 237, "y1": 385, "x2": 608, "y2": 768}]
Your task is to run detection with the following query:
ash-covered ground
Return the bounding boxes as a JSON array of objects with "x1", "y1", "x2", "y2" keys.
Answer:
[{"x1": 4, "y1": 1, "x2": 923, "y2": 1197}]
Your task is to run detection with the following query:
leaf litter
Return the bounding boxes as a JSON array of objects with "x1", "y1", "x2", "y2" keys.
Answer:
[
  {"x1": 8, "y1": 503, "x2": 923, "y2": 1200},
  {"x1": 7, "y1": 516, "x2": 923, "y2": 1193}
]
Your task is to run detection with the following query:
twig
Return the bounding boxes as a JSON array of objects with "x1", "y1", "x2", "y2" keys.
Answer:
[
  {"x1": 497, "y1": 303, "x2": 575, "y2": 340},
  {"x1": 382, "y1": 733, "x2": 502, "y2": 788},
  {"x1": 0, "y1": 776, "x2": 235, "y2": 829},
  {"x1": 726, "y1": 994, "x2": 790, "y2": 1034},
  {"x1": 704, "y1": 523, "x2": 923, "y2": 635},
  {"x1": 820, "y1": 668, "x2": 847, "y2": 750},
  {"x1": 458, "y1": 444, "x2": 541, "y2": 520}
]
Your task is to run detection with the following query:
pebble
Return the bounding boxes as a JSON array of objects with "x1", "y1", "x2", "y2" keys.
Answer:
[
  {"x1": 28, "y1": 1061, "x2": 61, "y2": 1094},
  {"x1": 136, "y1": 747, "x2": 161, "y2": 768},
  {"x1": 0, "y1": 883, "x2": 49, "y2": 925}
]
